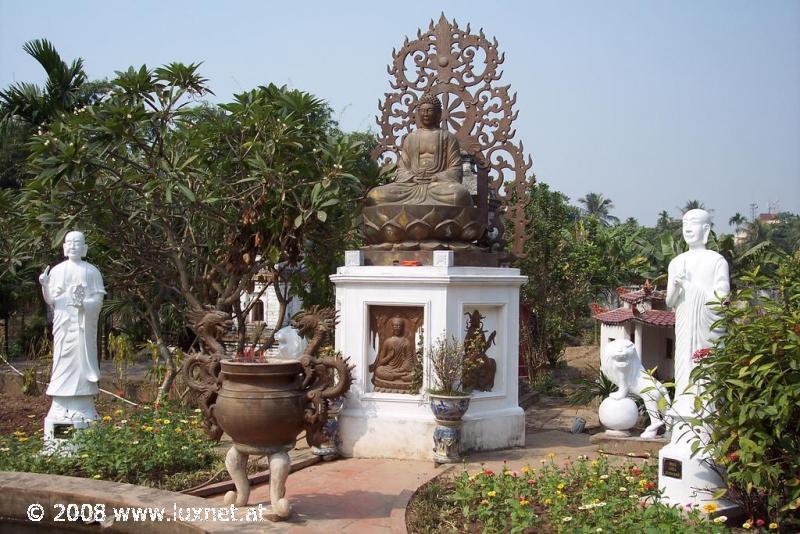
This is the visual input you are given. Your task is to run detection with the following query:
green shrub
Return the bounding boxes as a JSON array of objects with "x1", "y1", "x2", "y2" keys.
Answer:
[
  {"x1": 417, "y1": 456, "x2": 728, "y2": 533},
  {"x1": 0, "y1": 403, "x2": 217, "y2": 489},
  {"x1": 693, "y1": 252, "x2": 800, "y2": 528}
]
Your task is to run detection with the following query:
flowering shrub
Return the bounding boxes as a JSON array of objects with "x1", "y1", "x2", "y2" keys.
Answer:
[
  {"x1": 0, "y1": 403, "x2": 217, "y2": 489},
  {"x1": 692, "y1": 253, "x2": 800, "y2": 530},
  {"x1": 412, "y1": 456, "x2": 728, "y2": 533}
]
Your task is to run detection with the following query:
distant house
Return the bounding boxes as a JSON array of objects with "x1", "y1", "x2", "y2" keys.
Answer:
[
  {"x1": 241, "y1": 271, "x2": 303, "y2": 330},
  {"x1": 593, "y1": 282, "x2": 675, "y2": 381},
  {"x1": 757, "y1": 213, "x2": 779, "y2": 224}
]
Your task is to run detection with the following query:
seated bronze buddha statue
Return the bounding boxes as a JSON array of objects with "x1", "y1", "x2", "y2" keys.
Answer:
[
  {"x1": 363, "y1": 93, "x2": 485, "y2": 250},
  {"x1": 366, "y1": 93, "x2": 473, "y2": 208}
]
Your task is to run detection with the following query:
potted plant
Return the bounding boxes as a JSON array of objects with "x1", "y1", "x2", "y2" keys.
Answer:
[{"x1": 428, "y1": 334, "x2": 472, "y2": 463}]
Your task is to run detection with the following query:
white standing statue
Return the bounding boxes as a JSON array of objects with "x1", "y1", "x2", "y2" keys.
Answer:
[
  {"x1": 39, "y1": 231, "x2": 106, "y2": 448},
  {"x1": 599, "y1": 339, "x2": 669, "y2": 439},
  {"x1": 658, "y1": 209, "x2": 731, "y2": 508}
]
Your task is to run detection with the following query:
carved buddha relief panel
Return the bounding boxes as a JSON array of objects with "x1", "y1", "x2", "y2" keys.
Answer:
[
  {"x1": 368, "y1": 306, "x2": 424, "y2": 393},
  {"x1": 462, "y1": 307, "x2": 500, "y2": 392}
]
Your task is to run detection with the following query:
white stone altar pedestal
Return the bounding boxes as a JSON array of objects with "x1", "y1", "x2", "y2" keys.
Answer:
[
  {"x1": 43, "y1": 395, "x2": 99, "y2": 454},
  {"x1": 331, "y1": 250, "x2": 527, "y2": 460}
]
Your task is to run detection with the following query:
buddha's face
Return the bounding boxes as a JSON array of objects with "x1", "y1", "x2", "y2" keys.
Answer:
[
  {"x1": 391, "y1": 319, "x2": 404, "y2": 336},
  {"x1": 63, "y1": 232, "x2": 87, "y2": 260},
  {"x1": 682, "y1": 211, "x2": 711, "y2": 247},
  {"x1": 418, "y1": 102, "x2": 441, "y2": 129}
]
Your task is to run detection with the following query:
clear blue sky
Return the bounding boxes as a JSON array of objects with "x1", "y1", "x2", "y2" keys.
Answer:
[{"x1": 2, "y1": 0, "x2": 798, "y2": 227}]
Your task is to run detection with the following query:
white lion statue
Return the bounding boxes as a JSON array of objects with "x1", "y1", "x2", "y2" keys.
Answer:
[
  {"x1": 601, "y1": 339, "x2": 670, "y2": 439},
  {"x1": 274, "y1": 326, "x2": 307, "y2": 360}
]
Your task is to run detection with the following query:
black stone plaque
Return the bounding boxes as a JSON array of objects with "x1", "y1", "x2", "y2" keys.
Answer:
[
  {"x1": 662, "y1": 457, "x2": 682, "y2": 479},
  {"x1": 53, "y1": 423, "x2": 73, "y2": 439}
]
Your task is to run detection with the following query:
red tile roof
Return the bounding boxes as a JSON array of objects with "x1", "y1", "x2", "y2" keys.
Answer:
[
  {"x1": 638, "y1": 309, "x2": 675, "y2": 327},
  {"x1": 619, "y1": 289, "x2": 666, "y2": 305},
  {"x1": 593, "y1": 307, "x2": 674, "y2": 327},
  {"x1": 593, "y1": 308, "x2": 634, "y2": 324}
]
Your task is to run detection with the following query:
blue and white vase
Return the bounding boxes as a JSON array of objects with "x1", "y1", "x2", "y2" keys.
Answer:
[{"x1": 429, "y1": 393, "x2": 471, "y2": 463}]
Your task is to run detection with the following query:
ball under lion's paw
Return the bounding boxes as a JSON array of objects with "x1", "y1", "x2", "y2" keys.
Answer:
[{"x1": 599, "y1": 396, "x2": 638, "y2": 435}]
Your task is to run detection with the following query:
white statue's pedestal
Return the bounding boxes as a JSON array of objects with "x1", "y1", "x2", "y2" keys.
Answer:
[
  {"x1": 43, "y1": 395, "x2": 99, "y2": 454},
  {"x1": 331, "y1": 251, "x2": 527, "y2": 460},
  {"x1": 658, "y1": 418, "x2": 736, "y2": 511}
]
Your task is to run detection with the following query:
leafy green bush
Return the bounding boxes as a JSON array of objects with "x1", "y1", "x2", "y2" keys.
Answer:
[
  {"x1": 0, "y1": 403, "x2": 218, "y2": 489},
  {"x1": 413, "y1": 456, "x2": 728, "y2": 533},
  {"x1": 568, "y1": 365, "x2": 617, "y2": 406},
  {"x1": 693, "y1": 252, "x2": 800, "y2": 528}
]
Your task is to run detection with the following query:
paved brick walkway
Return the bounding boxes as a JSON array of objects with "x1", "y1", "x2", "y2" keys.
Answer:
[{"x1": 206, "y1": 457, "x2": 442, "y2": 533}]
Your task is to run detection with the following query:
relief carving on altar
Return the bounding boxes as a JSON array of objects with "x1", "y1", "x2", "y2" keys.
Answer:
[
  {"x1": 368, "y1": 306, "x2": 423, "y2": 393},
  {"x1": 462, "y1": 309, "x2": 497, "y2": 392}
]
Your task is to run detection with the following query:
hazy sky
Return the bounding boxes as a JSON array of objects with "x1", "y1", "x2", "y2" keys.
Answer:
[{"x1": 2, "y1": 0, "x2": 798, "y2": 227}]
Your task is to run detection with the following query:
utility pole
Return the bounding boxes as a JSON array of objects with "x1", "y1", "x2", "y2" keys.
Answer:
[{"x1": 749, "y1": 202, "x2": 758, "y2": 220}]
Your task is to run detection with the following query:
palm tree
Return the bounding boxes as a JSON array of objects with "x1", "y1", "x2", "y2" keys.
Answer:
[
  {"x1": 578, "y1": 192, "x2": 619, "y2": 225},
  {"x1": 728, "y1": 212, "x2": 746, "y2": 232},
  {"x1": 0, "y1": 39, "x2": 88, "y2": 125},
  {"x1": 656, "y1": 210, "x2": 672, "y2": 231},
  {"x1": 680, "y1": 199, "x2": 710, "y2": 214}
]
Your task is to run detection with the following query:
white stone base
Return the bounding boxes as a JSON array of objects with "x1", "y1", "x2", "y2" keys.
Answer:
[
  {"x1": 339, "y1": 404, "x2": 524, "y2": 460},
  {"x1": 332, "y1": 253, "x2": 527, "y2": 460},
  {"x1": 658, "y1": 442, "x2": 734, "y2": 509},
  {"x1": 44, "y1": 395, "x2": 99, "y2": 455}
]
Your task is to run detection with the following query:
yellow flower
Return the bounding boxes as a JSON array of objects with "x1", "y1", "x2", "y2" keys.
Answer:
[
  {"x1": 562, "y1": 516, "x2": 572, "y2": 523},
  {"x1": 162, "y1": 419, "x2": 171, "y2": 425},
  {"x1": 17, "y1": 437, "x2": 28, "y2": 443},
  {"x1": 175, "y1": 428, "x2": 183, "y2": 433},
  {"x1": 519, "y1": 499, "x2": 529, "y2": 506},
  {"x1": 713, "y1": 516, "x2": 727, "y2": 524},
  {"x1": 702, "y1": 502, "x2": 718, "y2": 514},
  {"x1": 769, "y1": 523, "x2": 778, "y2": 530},
  {"x1": 547, "y1": 452, "x2": 555, "y2": 460},
  {"x1": 521, "y1": 466, "x2": 530, "y2": 474},
  {"x1": 142, "y1": 426, "x2": 154, "y2": 432},
  {"x1": 487, "y1": 491, "x2": 496, "y2": 497},
  {"x1": 12, "y1": 431, "x2": 25, "y2": 437},
  {"x1": 591, "y1": 460, "x2": 598, "y2": 467},
  {"x1": 155, "y1": 418, "x2": 162, "y2": 424},
  {"x1": 114, "y1": 409, "x2": 124, "y2": 415},
  {"x1": 543, "y1": 498, "x2": 552, "y2": 505},
  {"x1": 557, "y1": 483, "x2": 565, "y2": 490},
  {"x1": 93, "y1": 474, "x2": 102, "y2": 479},
  {"x1": 743, "y1": 521, "x2": 752, "y2": 529},
  {"x1": 102, "y1": 415, "x2": 112, "y2": 422}
]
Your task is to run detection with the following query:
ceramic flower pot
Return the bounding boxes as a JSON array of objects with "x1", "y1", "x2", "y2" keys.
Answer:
[{"x1": 429, "y1": 393, "x2": 471, "y2": 463}]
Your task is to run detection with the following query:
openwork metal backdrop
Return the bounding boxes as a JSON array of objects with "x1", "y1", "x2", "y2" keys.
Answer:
[{"x1": 372, "y1": 14, "x2": 535, "y2": 256}]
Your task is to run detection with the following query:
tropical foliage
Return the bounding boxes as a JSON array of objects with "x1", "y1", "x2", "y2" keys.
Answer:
[
  {"x1": 692, "y1": 252, "x2": 800, "y2": 529},
  {"x1": 14, "y1": 60, "x2": 371, "y2": 401}
]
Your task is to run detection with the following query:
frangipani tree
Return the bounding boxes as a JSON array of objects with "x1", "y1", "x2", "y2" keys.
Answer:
[{"x1": 23, "y1": 63, "x2": 368, "y2": 400}]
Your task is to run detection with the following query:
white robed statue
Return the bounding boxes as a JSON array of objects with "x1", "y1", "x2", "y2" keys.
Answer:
[
  {"x1": 39, "y1": 231, "x2": 105, "y2": 444},
  {"x1": 658, "y1": 209, "x2": 732, "y2": 508}
]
